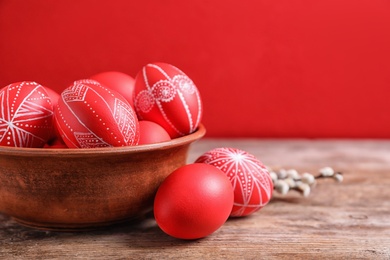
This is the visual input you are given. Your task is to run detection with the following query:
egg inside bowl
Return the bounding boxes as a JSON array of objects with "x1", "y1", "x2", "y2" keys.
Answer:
[{"x1": 0, "y1": 124, "x2": 205, "y2": 231}]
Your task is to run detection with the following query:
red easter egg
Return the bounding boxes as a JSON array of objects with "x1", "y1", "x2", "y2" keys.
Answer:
[
  {"x1": 0, "y1": 81, "x2": 54, "y2": 147},
  {"x1": 44, "y1": 86, "x2": 60, "y2": 108},
  {"x1": 43, "y1": 86, "x2": 61, "y2": 141},
  {"x1": 54, "y1": 79, "x2": 139, "y2": 148},
  {"x1": 90, "y1": 71, "x2": 135, "y2": 108},
  {"x1": 138, "y1": 120, "x2": 171, "y2": 145},
  {"x1": 154, "y1": 163, "x2": 234, "y2": 240},
  {"x1": 134, "y1": 62, "x2": 202, "y2": 138},
  {"x1": 196, "y1": 148, "x2": 273, "y2": 217}
]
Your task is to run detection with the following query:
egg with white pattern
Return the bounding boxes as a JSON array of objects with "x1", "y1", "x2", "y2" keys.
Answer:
[
  {"x1": 54, "y1": 79, "x2": 139, "y2": 148},
  {"x1": 133, "y1": 62, "x2": 202, "y2": 138},
  {"x1": 196, "y1": 147, "x2": 273, "y2": 217},
  {"x1": 0, "y1": 81, "x2": 54, "y2": 148}
]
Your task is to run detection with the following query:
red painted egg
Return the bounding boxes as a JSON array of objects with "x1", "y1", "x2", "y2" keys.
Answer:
[
  {"x1": 43, "y1": 86, "x2": 61, "y2": 141},
  {"x1": 138, "y1": 120, "x2": 171, "y2": 145},
  {"x1": 154, "y1": 163, "x2": 234, "y2": 239},
  {"x1": 44, "y1": 86, "x2": 60, "y2": 108},
  {"x1": 195, "y1": 147, "x2": 273, "y2": 217},
  {"x1": 90, "y1": 71, "x2": 135, "y2": 108},
  {"x1": 134, "y1": 62, "x2": 202, "y2": 138},
  {"x1": 54, "y1": 79, "x2": 139, "y2": 148},
  {"x1": 0, "y1": 81, "x2": 54, "y2": 147}
]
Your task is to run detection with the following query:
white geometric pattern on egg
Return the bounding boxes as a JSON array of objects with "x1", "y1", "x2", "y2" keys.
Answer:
[
  {"x1": 57, "y1": 80, "x2": 138, "y2": 148},
  {"x1": 73, "y1": 132, "x2": 109, "y2": 148},
  {"x1": 62, "y1": 81, "x2": 89, "y2": 102},
  {"x1": 0, "y1": 81, "x2": 53, "y2": 147},
  {"x1": 196, "y1": 147, "x2": 273, "y2": 217},
  {"x1": 113, "y1": 98, "x2": 138, "y2": 144}
]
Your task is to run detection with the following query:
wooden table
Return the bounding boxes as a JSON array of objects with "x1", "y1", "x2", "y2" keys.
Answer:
[{"x1": 1, "y1": 139, "x2": 389, "y2": 259}]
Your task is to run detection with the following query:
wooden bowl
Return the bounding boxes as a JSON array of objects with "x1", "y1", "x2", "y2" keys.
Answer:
[{"x1": 0, "y1": 124, "x2": 205, "y2": 231}]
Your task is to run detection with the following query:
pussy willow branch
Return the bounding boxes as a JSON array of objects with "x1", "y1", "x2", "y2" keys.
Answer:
[{"x1": 268, "y1": 167, "x2": 343, "y2": 197}]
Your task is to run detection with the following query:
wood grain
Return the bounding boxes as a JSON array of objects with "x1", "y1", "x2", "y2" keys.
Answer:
[{"x1": 1, "y1": 139, "x2": 389, "y2": 259}]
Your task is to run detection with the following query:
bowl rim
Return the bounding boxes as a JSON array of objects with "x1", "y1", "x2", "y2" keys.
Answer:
[{"x1": 0, "y1": 124, "x2": 206, "y2": 157}]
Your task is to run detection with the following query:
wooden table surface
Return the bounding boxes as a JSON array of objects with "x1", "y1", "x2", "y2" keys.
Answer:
[{"x1": 1, "y1": 139, "x2": 389, "y2": 259}]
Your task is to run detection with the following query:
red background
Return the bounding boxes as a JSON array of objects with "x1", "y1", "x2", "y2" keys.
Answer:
[{"x1": 1, "y1": 0, "x2": 389, "y2": 138}]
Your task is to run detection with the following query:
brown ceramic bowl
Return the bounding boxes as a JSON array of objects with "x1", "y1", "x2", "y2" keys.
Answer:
[{"x1": 0, "y1": 124, "x2": 205, "y2": 231}]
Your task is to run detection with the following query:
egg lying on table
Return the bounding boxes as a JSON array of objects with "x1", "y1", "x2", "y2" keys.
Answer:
[
  {"x1": 134, "y1": 62, "x2": 202, "y2": 138},
  {"x1": 196, "y1": 147, "x2": 274, "y2": 217},
  {"x1": 54, "y1": 79, "x2": 139, "y2": 148},
  {"x1": 0, "y1": 81, "x2": 54, "y2": 147}
]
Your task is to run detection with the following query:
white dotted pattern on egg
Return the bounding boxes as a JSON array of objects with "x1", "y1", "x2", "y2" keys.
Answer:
[
  {"x1": 56, "y1": 79, "x2": 139, "y2": 148},
  {"x1": 134, "y1": 63, "x2": 202, "y2": 137},
  {"x1": 0, "y1": 81, "x2": 54, "y2": 147},
  {"x1": 196, "y1": 147, "x2": 273, "y2": 217}
]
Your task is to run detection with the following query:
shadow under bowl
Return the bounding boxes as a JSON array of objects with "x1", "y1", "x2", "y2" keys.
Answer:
[{"x1": 0, "y1": 124, "x2": 206, "y2": 231}]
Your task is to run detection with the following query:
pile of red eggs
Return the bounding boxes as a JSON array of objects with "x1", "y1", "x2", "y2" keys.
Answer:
[{"x1": 0, "y1": 62, "x2": 202, "y2": 148}]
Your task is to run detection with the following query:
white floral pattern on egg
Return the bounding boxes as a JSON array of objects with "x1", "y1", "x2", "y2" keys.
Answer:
[{"x1": 134, "y1": 63, "x2": 202, "y2": 138}]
